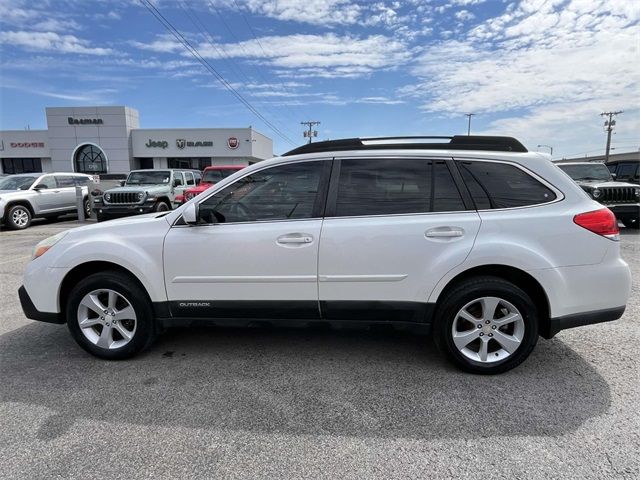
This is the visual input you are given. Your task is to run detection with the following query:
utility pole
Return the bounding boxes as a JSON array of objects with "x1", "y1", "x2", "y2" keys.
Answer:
[
  {"x1": 301, "y1": 121, "x2": 320, "y2": 144},
  {"x1": 600, "y1": 111, "x2": 623, "y2": 163},
  {"x1": 465, "y1": 113, "x2": 475, "y2": 136}
]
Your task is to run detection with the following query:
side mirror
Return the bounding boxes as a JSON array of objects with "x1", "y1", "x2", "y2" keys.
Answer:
[
  {"x1": 610, "y1": 173, "x2": 617, "y2": 180},
  {"x1": 119, "y1": 180, "x2": 126, "y2": 187},
  {"x1": 33, "y1": 184, "x2": 48, "y2": 190},
  {"x1": 173, "y1": 179, "x2": 182, "y2": 187},
  {"x1": 183, "y1": 202, "x2": 199, "y2": 225}
]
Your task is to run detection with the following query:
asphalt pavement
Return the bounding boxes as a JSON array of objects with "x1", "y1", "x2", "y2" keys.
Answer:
[{"x1": 0, "y1": 218, "x2": 638, "y2": 479}]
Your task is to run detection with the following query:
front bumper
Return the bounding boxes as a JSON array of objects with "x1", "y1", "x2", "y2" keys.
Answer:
[
  {"x1": 545, "y1": 306, "x2": 625, "y2": 338},
  {"x1": 97, "y1": 203, "x2": 156, "y2": 218},
  {"x1": 18, "y1": 286, "x2": 64, "y2": 324},
  {"x1": 606, "y1": 204, "x2": 640, "y2": 219}
]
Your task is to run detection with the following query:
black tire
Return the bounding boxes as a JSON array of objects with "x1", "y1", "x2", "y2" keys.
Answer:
[
  {"x1": 66, "y1": 271, "x2": 156, "y2": 360},
  {"x1": 83, "y1": 198, "x2": 92, "y2": 219},
  {"x1": 621, "y1": 218, "x2": 639, "y2": 229},
  {"x1": 5, "y1": 204, "x2": 32, "y2": 230},
  {"x1": 153, "y1": 201, "x2": 170, "y2": 212},
  {"x1": 433, "y1": 276, "x2": 539, "y2": 374}
]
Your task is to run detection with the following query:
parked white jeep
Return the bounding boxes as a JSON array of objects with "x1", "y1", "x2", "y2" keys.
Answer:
[{"x1": 95, "y1": 169, "x2": 196, "y2": 221}]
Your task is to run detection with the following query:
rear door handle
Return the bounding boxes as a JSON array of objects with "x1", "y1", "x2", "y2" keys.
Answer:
[
  {"x1": 277, "y1": 234, "x2": 314, "y2": 245},
  {"x1": 425, "y1": 227, "x2": 465, "y2": 238}
]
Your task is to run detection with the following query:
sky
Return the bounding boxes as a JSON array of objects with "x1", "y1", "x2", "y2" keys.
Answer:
[{"x1": 0, "y1": 0, "x2": 638, "y2": 157}]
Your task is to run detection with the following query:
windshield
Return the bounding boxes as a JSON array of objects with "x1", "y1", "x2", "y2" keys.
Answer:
[
  {"x1": 0, "y1": 175, "x2": 38, "y2": 190},
  {"x1": 126, "y1": 170, "x2": 171, "y2": 185},
  {"x1": 202, "y1": 169, "x2": 238, "y2": 183},
  {"x1": 559, "y1": 164, "x2": 611, "y2": 182}
]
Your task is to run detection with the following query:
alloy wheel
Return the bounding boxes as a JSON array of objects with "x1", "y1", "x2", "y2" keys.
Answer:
[
  {"x1": 77, "y1": 289, "x2": 137, "y2": 349},
  {"x1": 451, "y1": 296, "x2": 525, "y2": 363},
  {"x1": 12, "y1": 208, "x2": 29, "y2": 228}
]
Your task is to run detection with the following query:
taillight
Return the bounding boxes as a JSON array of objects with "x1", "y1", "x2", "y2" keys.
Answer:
[{"x1": 573, "y1": 208, "x2": 619, "y2": 240}]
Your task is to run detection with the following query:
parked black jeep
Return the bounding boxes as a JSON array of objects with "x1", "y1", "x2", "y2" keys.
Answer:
[{"x1": 558, "y1": 162, "x2": 640, "y2": 229}]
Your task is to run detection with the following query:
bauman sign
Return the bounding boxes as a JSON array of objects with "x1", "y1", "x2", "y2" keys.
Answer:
[
  {"x1": 10, "y1": 142, "x2": 45, "y2": 148},
  {"x1": 68, "y1": 117, "x2": 103, "y2": 125}
]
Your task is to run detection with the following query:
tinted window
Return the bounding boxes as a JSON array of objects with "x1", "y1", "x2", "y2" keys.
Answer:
[
  {"x1": 617, "y1": 163, "x2": 638, "y2": 181},
  {"x1": 37, "y1": 176, "x2": 57, "y2": 189},
  {"x1": 334, "y1": 158, "x2": 465, "y2": 217},
  {"x1": 202, "y1": 169, "x2": 239, "y2": 183},
  {"x1": 199, "y1": 161, "x2": 324, "y2": 223},
  {"x1": 558, "y1": 163, "x2": 611, "y2": 182},
  {"x1": 459, "y1": 161, "x2": 556, "y2": 209},
  {"x1": 75, "y1": 176, "x2": 91, "y2": 186},
  {"x1": 56, "y1": 176, "x2": 77, "y2": 187}
]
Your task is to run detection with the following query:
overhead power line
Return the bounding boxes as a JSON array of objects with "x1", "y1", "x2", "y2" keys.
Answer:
[
  {"x1": 177, "y1": 1, "x2": 299, "y2": 140},
  {"x1": 139, "y1": 0, "x2": 296, "y2": 146}
]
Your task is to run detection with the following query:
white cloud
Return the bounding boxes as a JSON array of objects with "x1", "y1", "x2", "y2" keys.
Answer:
[
  {"x1": 0, "y1": 30, "x2": 113, "y2": 55},
  {"x1": 234, "y1": 0, "x2": 362, "y2": 26},
  {"x1": 133, "y1": 32, "x2": 411, "y2": 78},
  {"x1": 0, "y1": 0, "x2": 82, "y2": 32},
  {"x1": 402, "y1": 0, "x2": 639, "y2": 155},
  {"x1": 454, "y1": 10, "x2": 475, "y2": 22}
]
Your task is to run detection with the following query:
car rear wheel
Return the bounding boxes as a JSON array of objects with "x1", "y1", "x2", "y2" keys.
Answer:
[
  {"x1": 434, "y1": 276, "x2": 539, "y2": 374},
  {"x1": 66, "y1": 271, "x2": 155, "y2": 359},
  {"x1": 6, "y1": 205, "x2": 32, "y2": 230}
]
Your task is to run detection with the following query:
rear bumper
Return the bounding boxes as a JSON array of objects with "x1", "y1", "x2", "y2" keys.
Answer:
[
  {"x1": 545, "y1": 306, "x2": 625, "y2": 339},
  {"x1": 18, "y1": 286, "x2": 64, "y2": 324}
]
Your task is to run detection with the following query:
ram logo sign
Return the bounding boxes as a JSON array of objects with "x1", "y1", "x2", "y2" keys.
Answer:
[
  {"x1": 176, "y1": 138, "x2": 186, "y2": 149},
  {"x1": 227, "y1": 137, "x2": 239, "y2": 150}
]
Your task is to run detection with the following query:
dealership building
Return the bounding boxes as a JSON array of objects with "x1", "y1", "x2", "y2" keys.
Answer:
[{"x1": 0, "y1": 106, "x2": 274, "y2": 175}]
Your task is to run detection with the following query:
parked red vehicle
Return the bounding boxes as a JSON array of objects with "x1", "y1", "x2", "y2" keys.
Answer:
[{"x1": 181, "y1": 165, "x2": 245, "y2": 203}]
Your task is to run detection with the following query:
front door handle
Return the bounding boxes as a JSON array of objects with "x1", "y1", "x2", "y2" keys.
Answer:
[
  {"x1": 425, "y1": 227, "x2": 465, "y2": 238},
  {"x1": 277, "y1": 234, "x2": 314, "y2": 245}
]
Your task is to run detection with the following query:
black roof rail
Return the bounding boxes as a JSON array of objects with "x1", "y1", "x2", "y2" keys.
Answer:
[{"x1": 282, "y1": 135, "x2": 528, "y2": 156}]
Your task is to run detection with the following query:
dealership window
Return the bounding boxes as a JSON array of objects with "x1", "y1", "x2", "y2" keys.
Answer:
[
  {"x1": 138, "y1": 158, "x2": 154, "y2": 169},
  {"x1": 168, "y1": 157, "x2": 211, "y2": 170},
  {"x1": 1, "y1": 158, "x2": 42, "y2": 174},
  {"x1": 74, "y1": 144, "x2": 107, "y2": 174}
]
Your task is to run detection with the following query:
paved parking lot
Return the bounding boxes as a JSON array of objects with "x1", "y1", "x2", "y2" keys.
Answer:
[{"x1": 0, "y1": 219, "x2": 638, "y2": 479}]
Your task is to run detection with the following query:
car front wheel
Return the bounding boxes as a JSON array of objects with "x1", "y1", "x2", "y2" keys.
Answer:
[
  {"x1": 66, "y1": 271, "x2": 156, "y2": 359},
  {"x1": 6, "y1": 205, "x2": 32, "y2": 230},
  {"x1": 434, "y1": 276, "x2": 539, "y2": 374}
]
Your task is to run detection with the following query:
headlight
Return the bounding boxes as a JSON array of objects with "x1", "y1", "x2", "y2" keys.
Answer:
[
  {"x1": 137, "y1": 192, "x2": 145, "y2": 201},
  {"x1": 635, "y1": 188, "x2": 640, "y2": 198},
  {"x1": 104, "y1": 193, "x2": 111, "y2": 201},
  {"x1": 591, "y1": 188, "x2": 602, "y2": 199},
  {"x1": 32, "y1": 231, "x2": 69, "y2": 260}
]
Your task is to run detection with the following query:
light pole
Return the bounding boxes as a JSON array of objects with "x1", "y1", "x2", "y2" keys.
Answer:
[
  {"x1": 465, "y1": 113, "x2": 475, "y2": 136},
  {"x1": 537, "y1": 144, "x2": 553, "y2": 155}
]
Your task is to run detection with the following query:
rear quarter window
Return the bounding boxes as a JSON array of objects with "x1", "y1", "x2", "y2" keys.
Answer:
[{"x1": 458, "y1": 160, "x2": 556, "y2": 209}]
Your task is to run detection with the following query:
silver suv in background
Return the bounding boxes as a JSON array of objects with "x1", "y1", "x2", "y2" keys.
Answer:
[{"x1": 0, "y1": 173, "x2": 93, "y2": 230}]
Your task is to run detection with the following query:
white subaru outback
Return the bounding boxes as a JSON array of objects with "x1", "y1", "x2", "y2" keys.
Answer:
[{"x1": 19, "y1": 136, "x2": 632, "y2": 374}]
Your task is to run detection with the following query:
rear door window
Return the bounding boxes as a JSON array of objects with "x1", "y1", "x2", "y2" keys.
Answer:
[
  {"x1": 56, "y1": 176, "x2": 77, "y2": 188},
  {"x1": 333, "y1": 158, "x2": 466, "y2": 217},
  {"x1": 458, "y1": 160, "x2": 556, "y2": 209}
]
